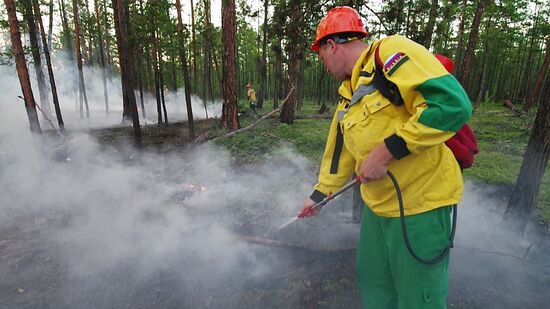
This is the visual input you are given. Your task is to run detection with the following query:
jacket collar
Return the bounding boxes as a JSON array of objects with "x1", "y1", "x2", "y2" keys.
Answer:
[{"x1": 337, "y1": 44, "x2": 376, "y2": 100}]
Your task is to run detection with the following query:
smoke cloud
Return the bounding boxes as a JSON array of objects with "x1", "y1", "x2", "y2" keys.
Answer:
[{"x1": 0, "y1": 52, "x2": 548, "y2": 309}]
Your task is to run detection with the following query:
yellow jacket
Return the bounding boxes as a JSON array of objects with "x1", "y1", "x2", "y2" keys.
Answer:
[
  {"x1": 311, "y1": 35, "x2": 472, "y2": 217},
  {"x1": 247, "y1": 88, "x2": 257, "y2": 102}
]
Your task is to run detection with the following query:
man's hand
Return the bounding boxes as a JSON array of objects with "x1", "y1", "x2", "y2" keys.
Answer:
[
  {"x1": 360, "y1": 143, "x2": 394, "y2": 183},
  {"x1": 299, "y1": 198, "x2": 320, "y2": 218}
]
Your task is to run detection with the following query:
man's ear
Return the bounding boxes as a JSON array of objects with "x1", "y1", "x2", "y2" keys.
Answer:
[{"x1": 326, "y1": 39, "x2": 337, "y2": 53}]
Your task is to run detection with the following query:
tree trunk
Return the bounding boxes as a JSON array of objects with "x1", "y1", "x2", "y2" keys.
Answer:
[
  {"x1": 190, "y1": 0, "x2": 198, "y2": 93},
  {"x1": 273, "y1": 40, "x2": 282, "y2": 109},
  {"x1": 525, "y1": 38, "x2": 550, "y2": 111},
  {"x1": 47, "y1": 0, "x2": 54, "y2": 49},
  {"x1": 22, "y1": 0, "x2": 50, "y2": 116},
  {"x1": 257, "y1": 0, "x2": 268, "y2": 109},
  {"x1": 520, "y1": 5, "x2": 540, "y2": 104},
  {"x1": 395, "y1": 0, "x2": 405, "y2": 33},
  {"x1": 152, "y1": 28, "x2": 163, "y2": 124},
  {"x1": 33, "y1": 0, "x2": 65, "y2": 132},
  {"x1": 504, "y1": 78, "x2": 550, "y2": 235},
  {"x1": 221, "y1": 0, "x2": 239, "y2": 131},
  {"x1": 175, "y1": 0, "x2": 195, "y2": 138},
  {"x1": 422, "y1": 0, "x2": 438, "y2": 49},
  {"x1": 94, "y1": 0, "x2": 109, "y2": 114},
  {"x1": 454, "y1": 0, "x2": 468, "y2": 77},
  {"x1": 458, "y1": 0, "x2": 486, "y2": 87},
  {"x1": 72, "y1": 0, "x2": 90, "y2": 119},
  {"x1": 60, "y1": 0, "x2": 79, "y2": 112},
  {"x1": 280, "y1": 0, "x2": 302, "y2": 124},
  {"x1": 475, "y1": 11, "x2": 493, "y2": 105},
  {"x1": 159, "y1": 56, "x2": 168, "y2": 124},
  {"x1": 5, "y1": 0, "x2": 42, "y2": 134},
  {"x1": 137, "y1": 52, "x2": 146, "y2": 118},
  {"x1": 112, "y1": 0, "x2": 142, "y2": 148}
]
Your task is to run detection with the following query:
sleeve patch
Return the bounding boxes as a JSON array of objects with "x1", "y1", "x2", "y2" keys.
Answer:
[{"x1": 384, "y1": 52, "x2": 409, "y2": 76}]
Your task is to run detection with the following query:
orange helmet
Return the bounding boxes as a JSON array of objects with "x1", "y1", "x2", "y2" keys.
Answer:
[{"x1": 311, "y1": 6, "x2": 368, "y2": 52}]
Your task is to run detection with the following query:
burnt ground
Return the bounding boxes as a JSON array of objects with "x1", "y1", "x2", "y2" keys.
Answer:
[{"x1": 1, "y1": 120, "x2": 549, "y2": 308}]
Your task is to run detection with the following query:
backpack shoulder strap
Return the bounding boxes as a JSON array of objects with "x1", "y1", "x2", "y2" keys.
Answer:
[{"x1": 372, "y1": 44, "x2": 404, "y2": 105}]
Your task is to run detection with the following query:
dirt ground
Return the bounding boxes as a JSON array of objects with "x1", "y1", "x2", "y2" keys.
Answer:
[{"x1": 1, "y1": 121, "x2": 549, "y2": 308}]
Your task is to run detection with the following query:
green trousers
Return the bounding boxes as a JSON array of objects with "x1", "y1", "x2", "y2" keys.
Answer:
[{"x1": 356, "y1": 205, "x2": 452, "y2": 309}]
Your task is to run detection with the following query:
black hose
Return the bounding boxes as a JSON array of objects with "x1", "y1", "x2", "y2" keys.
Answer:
[{"x1": 386, "y1": 171, "x2": 457, "y2": 265}]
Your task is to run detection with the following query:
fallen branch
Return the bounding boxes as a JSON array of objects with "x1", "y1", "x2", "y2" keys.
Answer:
[
  {"x1": 236, "y1": 235, "x2": 355, "y2": 252},
  {"x1": 294, "y1": 113, "x2": 332, "y2": 120},
  {"x1": 222, "y1": 87, "x2": 295, "y2": 139},
  {"x1": 195, "y1": 87, "x2": 295, "y2": 143}
]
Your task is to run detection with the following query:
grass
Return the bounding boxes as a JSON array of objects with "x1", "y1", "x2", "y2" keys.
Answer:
[{"x1": 216, "y1": 99, "x2": 550, "y2": 224}]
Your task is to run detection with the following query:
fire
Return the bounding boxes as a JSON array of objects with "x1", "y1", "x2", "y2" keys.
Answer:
[{"x1": 182, "y1": 182, "x2": 206, "y2": 192}]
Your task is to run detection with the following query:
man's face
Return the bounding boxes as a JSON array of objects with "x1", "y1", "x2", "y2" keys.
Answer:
[{"x1": 318, "y1": 40, "x2": 345, "y2": 81}]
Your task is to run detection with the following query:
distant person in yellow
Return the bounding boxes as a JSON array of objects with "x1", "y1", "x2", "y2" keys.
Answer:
[{"x1": 246, "y1": 83, "x2": 257, "y2": 112}]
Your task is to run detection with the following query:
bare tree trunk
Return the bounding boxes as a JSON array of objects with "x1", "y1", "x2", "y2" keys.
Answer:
[
  {"x1": 190, "y1": 0, "x2": 198, "y2": 93},
  {"x1": 175, "y1": 0, "x2": 195, "y2": 138},
  {"x1": 454, "y1": 0, "x2": 468, "y2": 77},
  {"x1": 5, "y1": 0, "x2": 42, "y2": 134},
  {"x1": 257, "y1": 0, "x2": 268, "y2": 109},
  {"x1": 504, "y1": 79, "x2": 550, "y2": 235},
  {"x1": 459, "y1": 0, "x2": 486, "y2": 87},
  {"x1": 60, "y1": 0, "x2": 78, "y2": 112},
  {"x1": 525, "y1": 38, "x2": 550, "y2": 111},
  {"x1": 475, "y1": 11, "x2": 493, "y2": 104},
  {"x1": 152, "y1": 29, "x2": 163, "y2": 124},
  {"x1": 72, "y1": 0, "x2": 90, "y2": 119},
  {"x1": 137, "y1": 52, "x2": 146, "y2": 118},
  {"x1": 94, "y1": 0, "x2": 109, "y2": 114},
  {"x1": 112, "y1": 0, "x2": 142, "y2": 148},
  {"x1": 33, "y1": 0, "x2": 65, "y2": 132},
  {"x1": 159, "y1": 56, "x2": 168, "y2": 124},
  {"x1": 22, "y1": 0, "x2": 51, "y2": 117},
  {"x1": 47, "y1": 0, "x2": 54, "y2": 49},
  {"x1": 273, "y1": 40, "x2": 282, "y2": 109},
  {"x1": 204, "y1": 0, "x2": 214, "y2": 103},
  {"x1": 423, "y1": 0, "x2": 438, "y2": 49},
  {"x1": 280, "y1": 0, "x2": 302, "y2": 124},
  {"x1": 221, "y1": 0, "x2": 239, "y2": 131}
]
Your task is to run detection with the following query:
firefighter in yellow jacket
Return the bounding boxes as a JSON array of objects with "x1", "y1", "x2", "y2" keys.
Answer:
[
  {"x1": 246, "y1": 83, "x2": 257, "y2": 112},
  {"x1": 301, "y1": 6, "x2": 471, "y2": 308}
]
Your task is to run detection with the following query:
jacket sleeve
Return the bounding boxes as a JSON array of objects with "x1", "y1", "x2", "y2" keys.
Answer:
[
  {"x1": 378, "y1": 36, "x2": 472, "y2": 158},
  {"x1": 310, "y1": 104, "x2": 356, "y2": 203}
]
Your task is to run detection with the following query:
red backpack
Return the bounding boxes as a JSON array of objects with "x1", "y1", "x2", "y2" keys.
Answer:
[{"x1": 373, "y1": 46, "x2": 478, "y2": 169}]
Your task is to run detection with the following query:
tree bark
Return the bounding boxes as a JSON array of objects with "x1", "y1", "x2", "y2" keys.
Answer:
[
  {"x1": 422, "y1": 0, "x2": 439, "y2": 49},
  {"x1": 257, "y1": 0, "x2": 269, "y2": 109},
  {"x1": 22, "y1": 0, "x2": 50, "y2": 115},
  {"x1": 112, "y1": 0, "x2": 142, "y2": 148},
  {"x1": 33, "y1": 0, "x2": 65, "y2": 132},
  {"x1": 221, "y1": 0, "x2": 239, "y2": 131},
  {"x1": 152, "y1": 28, "x2": 163, "y2": 124},
  {"x1": 190, "y1": 0, "x2": 198, "y2": 93},
  {"x1": 280, "y1": 0, "x2": 302, "y2": 124},
  {"x1": 94, "y1": 0, "x2": 110, "y2": 114},
  {"x1": 47, "y1": 0, "x2": 54, "y2": 49},
  {"x1": 175, "y1": 0, "x2": 196, "y2": 138},
  {"x1": 458, "y1": 0, "x2": 486, "y2": 87},
  {"x1": 504, "y1": 78, "x2": 550, "y2": 235},
  {"x1": 525, "y1": 38, "x2": 550, "y2": 111},
  {"x1": 5, "y1": 0, "x2": 42, "y2": 134},
  {"x1": 454, "y1": 0, "x2": 468, "y2": 77},
  {"x1": 159, "y1": 54, "x2": 168, "y2": 124},
  {"x1": 72, "y1": 0, "x2": 90, "y2": 119}
]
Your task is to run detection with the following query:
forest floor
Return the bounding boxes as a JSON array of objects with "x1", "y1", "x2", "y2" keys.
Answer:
[{"x1": 1, "y1": 108, "x2": 549, "y2": 308}]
